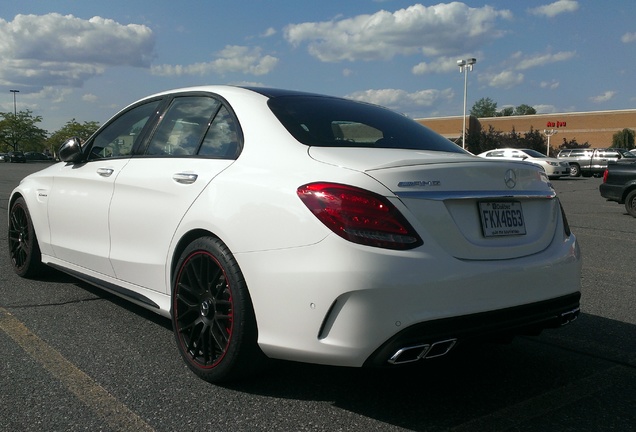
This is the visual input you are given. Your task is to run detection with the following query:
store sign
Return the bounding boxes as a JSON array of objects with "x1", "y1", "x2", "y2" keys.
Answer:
[{"x1": 546, "y1": 121, "x2": 567, "y2": 128}]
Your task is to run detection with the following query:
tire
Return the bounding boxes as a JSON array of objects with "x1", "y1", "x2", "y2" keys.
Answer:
[
  {"x1": 625, "y1": 190, "x2": 636, "y2": 218},
  {"x1": 8, "y1": 197, "x2": 45, "y2": 278},
  {"x1": 171, "y1": 236, "x2": 265, "y2": 383},
  {"x1": 569, "y1": 164, "x2": 581, "y2": 177}
]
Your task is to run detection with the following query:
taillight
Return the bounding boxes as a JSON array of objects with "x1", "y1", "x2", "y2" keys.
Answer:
[
  {"x1": 602, "y1": 169, "x2": 609, "y2": 183},
  {"x1": 297, "y1": 182, "x2": 423, "y2": 250}
]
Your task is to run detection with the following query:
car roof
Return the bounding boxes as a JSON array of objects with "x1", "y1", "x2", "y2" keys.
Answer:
[{"x1": 142, "y1": 85, "x2": 337, "y2": 101}]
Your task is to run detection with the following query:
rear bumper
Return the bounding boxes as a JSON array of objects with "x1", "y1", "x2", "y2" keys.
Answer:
[
  {"x1": 239, "y1": 228, "x2": 581, "y2": 367},
  {"x1": 364, "y1": 292, "x2": 580, "y2": 366},
  {"x1": 599, "y1": 183, "x2": 623, "y2": 203}
]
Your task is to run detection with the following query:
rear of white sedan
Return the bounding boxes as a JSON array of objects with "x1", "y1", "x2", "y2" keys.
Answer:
[{"x1": 8, "y1": 86, "x2": 581, "y2": 383}]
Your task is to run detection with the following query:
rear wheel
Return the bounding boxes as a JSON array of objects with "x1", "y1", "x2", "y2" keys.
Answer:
[
  {"x1": 171, "y1": 236, "x2": 265, "y2": 383},
  {"x1": 625, "y1": 190, "x2": 636, "y2": 218},
  {"x1": 8, "y1": 197, "x2": 44, "y2": 278}
]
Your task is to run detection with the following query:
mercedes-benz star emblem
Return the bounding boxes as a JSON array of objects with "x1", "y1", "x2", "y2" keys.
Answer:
[{"x1": 504, "y1": 169, "x2": 517, "y2": 189}]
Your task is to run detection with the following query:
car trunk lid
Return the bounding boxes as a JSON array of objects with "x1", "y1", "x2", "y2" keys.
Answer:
[{"x1": 309, "y1": 147, "x2": 559, "y2": 260}]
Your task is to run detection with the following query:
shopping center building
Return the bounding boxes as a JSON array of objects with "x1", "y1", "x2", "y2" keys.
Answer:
[{"x1": 418, "y1": 109, "x2": 636, "y2": 150}]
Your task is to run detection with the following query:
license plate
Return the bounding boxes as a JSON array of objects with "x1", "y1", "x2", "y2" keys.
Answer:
[{"x1": 479, "y1": 201, "x2": 526, "y2": 237}]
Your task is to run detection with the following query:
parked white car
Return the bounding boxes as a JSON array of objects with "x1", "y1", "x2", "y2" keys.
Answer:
[
  {"x1": 478, "y1": 148, "x2": 571, "y2": 179},
  {"x1": 8, "y1": 86, "x2": 581, "y2": 383}
]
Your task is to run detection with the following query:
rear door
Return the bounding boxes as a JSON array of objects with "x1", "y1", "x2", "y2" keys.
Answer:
[{"x1": 107, "y1": 94, "x2": 241, "y2": 292}]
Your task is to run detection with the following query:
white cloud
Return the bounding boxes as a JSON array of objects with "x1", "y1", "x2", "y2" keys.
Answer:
[
  {"x1": 345, "y1": 88, "x2": 454, "y2": 112},
  {"x1": 514, "y1": 51, "x2": 576, "y2": 70},
  {"x1": 82, "y1": 93, "x2": 98, "y2": 103},
  {"x1": 0, "y1": 13, "x2": 155, "y2": 88},
  {"x1": 262, "y1": 27, "x2": 277, "y2": 38},
  {"x1": 621, "y1": 32, "x2": 636, "y2": 43},
  {"x1": 590, "y1": 91, "x2": 616, "y2": 103},
  {"x1": 528, "y1": 0, "x2": 579, "y2": 18},
  {"x1": 412, "y1": 56, "x2": 463, "y2": 75},
  {"x1": 151, "y1": 45, "x2": 278, "y2": 77},
  {"x1": 533, "y1": 104, "x2": 558, "y2": 114},
  {"x1": 482, "y1": 70, "x2": 524, "y2": 89},
  {"x1": 284, "y1": 3, "x2": 511, "y2": 62},
  {"x1": 22, "y1": 86, "x2": 73, "y2": 106},
  {"x1": 540, "y1": 80, "x2": 560, "y2": 90}
]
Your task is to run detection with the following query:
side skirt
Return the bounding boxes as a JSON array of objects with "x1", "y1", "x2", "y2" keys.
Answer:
[{"x1": 48, "y1": 263, "x2": 160, "y2": 310}]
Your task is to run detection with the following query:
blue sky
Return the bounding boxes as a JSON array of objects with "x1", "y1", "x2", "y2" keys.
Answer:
[{"x1": 1, "y1": 0, "x2": 635, "y2": 132}]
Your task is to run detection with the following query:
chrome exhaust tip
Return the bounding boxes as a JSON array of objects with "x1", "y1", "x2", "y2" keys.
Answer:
[
  {"x1": 387, "y1": 338, "x2": 457, "y2": 365},
  {"x1": 560, "y1": 307, "x2": 580, "y2": 326},
  {"x1": 388, "y1": 344, "x2": 430, "y2": 364},
  {"x1": 424, "y1": 339, "x2": 457, "y2": 359}
]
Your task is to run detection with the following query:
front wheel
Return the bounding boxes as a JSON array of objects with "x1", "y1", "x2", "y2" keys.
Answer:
[
  {"x1": 569, "y1": 164, "x2": 581, "y2": 177},
  {"x1": 171, "y1": 236, "x2": 265, "y2": 383},
  {"x1": 8, "y1": 197, "x2": 45, "y2": 278},
  {"x1": 625, "y1": 190, "x2": 636, "y2": 218}
]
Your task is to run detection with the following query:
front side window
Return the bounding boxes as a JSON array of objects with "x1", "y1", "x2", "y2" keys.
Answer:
[
  {"x1": 146, "y1": 96, "x2": 221, "y2": 156},
  {"x1": 89, "y1": 100, "x2": 161, "y2": 160}
]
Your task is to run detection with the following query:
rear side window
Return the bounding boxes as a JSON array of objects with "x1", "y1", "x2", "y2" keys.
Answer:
[
  {"x1": 268, "y1": 96, "x2": 465, "y2": 154},
  {"x1": 486, "y1": 150, "x2": 505, "y2": 157},
  {"x1": 146, "y1": 96, "x2": 221, "y2": 156},
  {"x1": 199, "y1": 106, "x2": 240, "y2": 158}
]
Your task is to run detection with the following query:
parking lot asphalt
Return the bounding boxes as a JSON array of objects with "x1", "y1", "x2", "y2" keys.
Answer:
[{"x1": 1, "y1": 162, "x2": 635, "y2": 432}]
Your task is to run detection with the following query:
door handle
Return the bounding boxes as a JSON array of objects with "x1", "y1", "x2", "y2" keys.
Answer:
[
  {"x1": 97, "y1": 168, "x2": 114, "y2": 177},
  {"x1": 173, "y1": 173, "x2": 198, "y2": 184}
]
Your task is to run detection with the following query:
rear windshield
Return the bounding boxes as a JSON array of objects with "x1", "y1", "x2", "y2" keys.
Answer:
[{"x1": 267, "y1": 95, "x2": 465, "y2": 154}]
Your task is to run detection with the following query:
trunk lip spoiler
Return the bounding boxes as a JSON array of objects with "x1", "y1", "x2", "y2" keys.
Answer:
[{"x1": 394, "y1": 190, "x2": 557, "y2": 200}]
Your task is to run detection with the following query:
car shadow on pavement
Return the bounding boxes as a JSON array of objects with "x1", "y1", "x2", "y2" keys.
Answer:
[{"x1": 224, "y1": 313, "x2": 636, "y2": 431}]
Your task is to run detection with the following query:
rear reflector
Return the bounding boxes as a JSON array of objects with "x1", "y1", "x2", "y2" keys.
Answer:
[{"x1": 297, "y1": 182, "x2": 423, "y2": 250}]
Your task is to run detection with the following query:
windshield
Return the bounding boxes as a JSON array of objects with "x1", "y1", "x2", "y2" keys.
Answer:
[
  {"x1": 617, "y1": 149, "x2": 636, "y2": 158},
  {"x1": 268, "y1": 95, "x2": 466, "y2": 154}
]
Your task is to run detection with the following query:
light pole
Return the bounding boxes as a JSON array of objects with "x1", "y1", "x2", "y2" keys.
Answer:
[
  {"x1": 543, "y1": 129, "x2": 557, "y2": 156},
  {"x1": 457, "y1": 58, "x2": 476, "y2": 150},
  {"x1": 10, "y1": 89, "x2": 19, "y2": 116}
]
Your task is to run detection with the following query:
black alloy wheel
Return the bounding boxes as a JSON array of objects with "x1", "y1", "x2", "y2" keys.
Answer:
[
  {"x1": 8, "y1": 197, "x2": 44, "y2": 278},
  {"x1": 171, "y1": 236, "x2": 264, "y2": 383}
]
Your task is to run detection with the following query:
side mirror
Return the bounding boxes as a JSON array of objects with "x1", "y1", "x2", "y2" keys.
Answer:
[{"x1": 58, "y1": 137, "x2": 83, "y2": 163}]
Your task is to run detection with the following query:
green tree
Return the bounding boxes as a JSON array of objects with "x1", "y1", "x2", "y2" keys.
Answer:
[
  {"x1": 47, "y1": 119, "x2": 100, "y2": 154},
  {"x1": 514, "y1": 104, "x2": 537, "y2": 116},
  {"x1": 470, "y1": 97, "x2": 498, "y2": 118},
  {"x1": 523, "y1": 127, "x2": 549, "y2": 154},
  {"x1": 498, "y1": 107, "x2": 514, "y2": 117},
  {"x1": 0, "y1": 110, "x2": 48, "y2": 152},
  {"x1": 558, "y1": 137, "x2": 590, "y2": 150},
  {"x1": 612, "y1": 128, "x2": 635, "y2": 149},
  {"x1": 499, "y1": 127, "x2": 522, "y2": 148}
]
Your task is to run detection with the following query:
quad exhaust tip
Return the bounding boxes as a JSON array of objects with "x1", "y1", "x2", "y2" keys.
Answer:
[
  {"x1": 560, "y1": 307, "x2": 580, "y2": 326},
  {"x1": 388, "y1": 339, "x2": 457, "y2": 365}
]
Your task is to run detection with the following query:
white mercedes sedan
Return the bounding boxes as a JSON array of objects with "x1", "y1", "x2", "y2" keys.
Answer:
[
  {"x1": 8, "y1": 86, "x2": 581, "y2": 383},
  {"x1": 477, "y1": 148, "x2": 571, "y2": 179}
]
